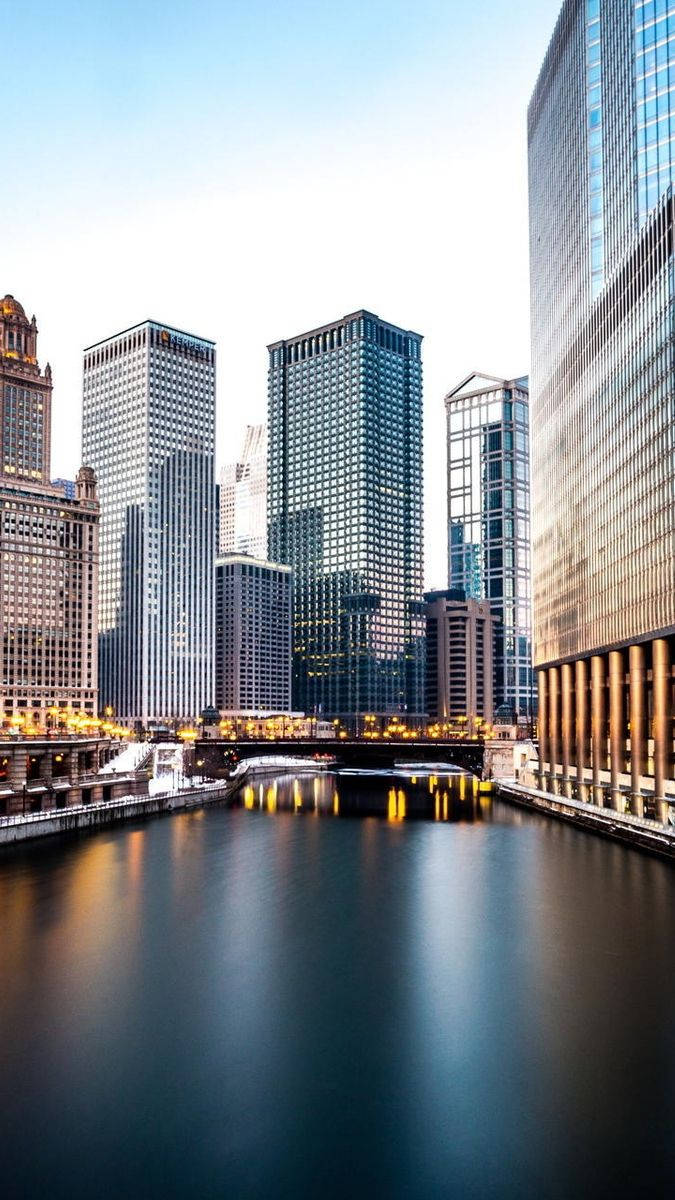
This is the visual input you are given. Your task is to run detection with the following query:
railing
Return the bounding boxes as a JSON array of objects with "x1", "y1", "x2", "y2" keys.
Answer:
[
  {"x1": 502, "y1": 780, "x2": 675, "y2": 835},
  {"x1": 0, "y1": 779, "x2": 233, "y2": 830}
]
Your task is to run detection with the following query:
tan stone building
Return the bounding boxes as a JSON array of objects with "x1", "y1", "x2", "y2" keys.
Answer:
[
  {"x1": 0, "y1": 294, "x2": 99, "y2": 727},
  {"x1": 424, "y1": 589, "x2": 494, "y2": 735}
]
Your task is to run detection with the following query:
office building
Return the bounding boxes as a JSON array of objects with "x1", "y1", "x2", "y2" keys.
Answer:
[
  {"x1": 82, "y1": 321, "x2": 216, "y2": 725},
  {"x1": 446, "y1": 372, "x2": 533, "y2": 719},
  {"x1": 52, "y1": 477, "x2": 76, "y2": 500},
  {"x1": 215, "y1": 553, "x2": 292, "y2": 713},
  {"x1": 529, "y1": 0, "x2": 675, "y2": 819},
  {"x1": 268, "y1": 309, "x2": 425, "y2": 726},
  {"x1": 424, "y1": 588, "x2": 494, "y2": 734},
  {"x1": 0, "y1": 293, "x2": 99, "y2": 725},
  {"x1": 219, "y1": 423, "x2": 267, "y2": 558}
]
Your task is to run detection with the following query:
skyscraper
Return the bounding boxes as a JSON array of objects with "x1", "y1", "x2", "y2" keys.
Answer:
[
  {"x1": 445, "y1": 372, "x2": 532, "y2": 718},
  {"x1": 82, "y1": 321, "x2": 216, "y2": 726},
  {"x1": 218, "y1": 423, "x2": 267, "y2": 558},
  {"x1": 268, "y1": 309, "x2": 424, "y2": 726},
  {"x1": 0, "y1": 294, "x2": 99, "y2": 725},
  {"x1": 529, "y1": 0, "x2": 675, "y2": 819}
]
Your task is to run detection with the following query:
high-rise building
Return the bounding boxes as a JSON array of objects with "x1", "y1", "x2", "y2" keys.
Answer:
[
  {"x1": 218, "y1": 423, "x2": 267, "y2": 558},
  {"x1": 0, "y1": 294, "x2": 99, "y2": 725},
  {"x1": 215, "y1": 553, "x2": 292, "y2": 714},
  {"x1": 445, "y1": 372, "x2": 533, "y2": 719},
  {"x1": 52, "y1": 478, "x2": 76, "y2": 500},
  {"x1": 529, "y1": 0, "x2": 675, "y2": 820},
  {"x1": 82, "y1": 321, "x2": 216, "y2": 726},
  {"x1": 424, "y1": 588, "x2": 494, "y2": 734},
  {"x1": 268, "y1": 309, "x2": 424, "y2": 726}
]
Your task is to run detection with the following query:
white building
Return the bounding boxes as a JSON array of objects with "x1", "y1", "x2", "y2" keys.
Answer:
[
  {"x1": 83, "y1": 321, "x2": 216, "y2": 725},
  {"x1": 215, "y1": 553, "x2": 291, "y2": 714},
  {"x1": 218, "y1": 423, "x2": 267, "y2": 558}
]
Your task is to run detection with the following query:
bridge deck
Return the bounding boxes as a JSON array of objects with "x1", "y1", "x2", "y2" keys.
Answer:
[{"x1": 197, "y1": 738, "x2": 485, "y2": 777}]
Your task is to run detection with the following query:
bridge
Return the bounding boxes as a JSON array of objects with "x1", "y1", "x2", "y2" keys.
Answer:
[{"x1": 195, "y1": 738, "x2": 485, "y2": 779}]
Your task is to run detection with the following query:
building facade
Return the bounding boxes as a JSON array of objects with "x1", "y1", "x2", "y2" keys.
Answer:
[
  {"x1": 529, "y1": 0, "x2": 675, "y2": 819},
  {"x1": 268, "y1": 309, "x2": 425, "y2": 726},
  {"x1": 219, "y1": 423, "x2": 267, "y2": 558},
  {"x1": 215, "y1": 553, "x2": 292, "y2": 713},
  {"x1": 82, "y1": 321, "x2": 216, "y2": 725},
  {"x1": 446, "y1": 372, "x2": 533, "y2": 719},
  {"x1": 0, "y1": 294, "x2": 99, "y2": 726},
  {"x1": 424, "y1": 588, "x2": 494, "y2": 734}
]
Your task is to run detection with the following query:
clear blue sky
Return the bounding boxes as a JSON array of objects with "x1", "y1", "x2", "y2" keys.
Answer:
[{"x1": 4, "y1": 0, "x2": 561, "y2": 586}]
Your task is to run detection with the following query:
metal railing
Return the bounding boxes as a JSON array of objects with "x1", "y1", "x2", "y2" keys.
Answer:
[
  {"x1": 502, "y1": 780, "x2": 675, "y2": 835},
  {"x1": 0, "y1": 779, "x2": 233, "y2": 829}
]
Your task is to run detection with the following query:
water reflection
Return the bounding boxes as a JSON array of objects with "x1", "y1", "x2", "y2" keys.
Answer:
[
  {"x1": 1, "y1": 788, "x2": 675, "y2": 1198},
  {"x1": 232, "y1": 768, "x2": 489, "y2": 823}
]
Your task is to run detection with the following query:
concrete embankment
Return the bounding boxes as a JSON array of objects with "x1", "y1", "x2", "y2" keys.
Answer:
[
  {"x1": 499, "y1": 780, "x2": 675, "y2": 861},
  {"x1": 0, "y1": 780, "x2": 237, "y2": 847}
]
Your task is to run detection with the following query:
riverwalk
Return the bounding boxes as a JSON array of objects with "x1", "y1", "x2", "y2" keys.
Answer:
[
  {"x1": 0, "y1": 779, "x2": 237, "y2": 847},
  {"x1": 499, "y1": 780, "x2": 675, "y2": 861}
]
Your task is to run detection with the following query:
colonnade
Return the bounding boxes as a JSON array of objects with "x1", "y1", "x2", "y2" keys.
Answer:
[{"x1": 537, "y1": 637, "x2": 674, "y2": 823}]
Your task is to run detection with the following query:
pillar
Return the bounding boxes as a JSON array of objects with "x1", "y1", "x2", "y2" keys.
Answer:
[
  {"x1": 575, "y1": 658, "x2": 590, "y2": 801},
  {"x1": 591, "y1": 654, "x2": 607, "y2": 807},
  {"x1": 561, "y1": 663, "x2": 574, "y2": 797},
  {"x1": 537, "y1": 669, "x2": 548, "y2": 790},
  {"x1": 629, "y1": 643, "x2": 647, "y2": 819},
  {"x1": 652, "y1": 637, "x2": 672, "y2": 825},
  {"x1": 609, "y1": 650, "x2": 626, "y2": 813},
  {"x1": 549, "y1": 666, "x2": 561, "y2": 793},
  {"x1": 8, "y1": 747, "x2": 28, "y2": 816}
]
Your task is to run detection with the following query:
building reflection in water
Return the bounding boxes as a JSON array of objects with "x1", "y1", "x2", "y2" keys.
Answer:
[{"x1": 233, "y1": 768, "x2": 490, "y2": 824}]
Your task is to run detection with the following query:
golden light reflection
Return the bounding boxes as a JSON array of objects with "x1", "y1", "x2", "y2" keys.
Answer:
[
  {"x1": 244, "y1": 785, "x2": 254, "y2": 810},
  {"x1": 333, "y1": 791, "x2": 339, "y2": 816}
]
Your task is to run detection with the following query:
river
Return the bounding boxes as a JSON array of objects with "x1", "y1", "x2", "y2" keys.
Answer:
[{"x1": 1, "y1": 768, "x2": 674, "y2": 1198}]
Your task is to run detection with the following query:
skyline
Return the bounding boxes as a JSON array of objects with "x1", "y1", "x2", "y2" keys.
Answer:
[{"x1": 4, "y1": 0, "x2": 561, "y2": 589}]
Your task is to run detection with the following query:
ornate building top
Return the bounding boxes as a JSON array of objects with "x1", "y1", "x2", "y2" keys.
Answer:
[
  {"x1": 0, "y1": 293, "x2": 44, "y2": 377},
  {"x1": 1, "y1": 292, "x2": 52, "y2": 482}
]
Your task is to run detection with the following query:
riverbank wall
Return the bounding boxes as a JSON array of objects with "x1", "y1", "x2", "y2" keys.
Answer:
[
  {"x1": 0, "y1": 780, "x2": 237, "y2": 848},
  {"x1": 499, "y1": 780, "x2": 675, "y2": 861}
]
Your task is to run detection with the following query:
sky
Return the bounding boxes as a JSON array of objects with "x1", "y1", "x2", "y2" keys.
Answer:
[{"x1": 3, "y1": 0, "x2": 562, "y2": 589}]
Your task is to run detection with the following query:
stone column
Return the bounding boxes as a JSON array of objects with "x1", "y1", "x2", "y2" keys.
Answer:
[
  {"x1": 537, "y1": 669, "x2": 548, "y2": 790},
  {"x1": 652, "y1": 637, "x2": 672, "y2": 825},
  {"x1": 8, "y1": 747, "x2": 28, "y2": 816},
  {"x1": 609, "y1": 650, "x2": 626, "y2": 813},
  {"x1": 575, "y1": 658, "x2": 590, "y2": 802},
  {"x1": 591, "y1": 654, "x2": 607, "y2": 807},
  {"x1": 629, "y1": 643, "x2": 647, "y2": 819},
  {"x1": 549, "y1": 666, "x2": 561, "y2": 794},
  {"x1": 561, "y1": 663, "x2": 574, "y2": 797}
]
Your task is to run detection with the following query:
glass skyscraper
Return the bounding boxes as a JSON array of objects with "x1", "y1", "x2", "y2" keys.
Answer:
[
  {"x1": 446, "y1": 373, "x2": 533, "y2": 719},
  {"x1": 268, "y1": 309, "x2": 424, "y2": 725},
  {"x1": 529, "y1": 0, "x2": 675, "y2": 820},
  {"x1": 218, "y1": 423, "x2": 267, "y2": 558},
  {"x1": 83, "y1": 322, "x2": 216, "y2": 725}
]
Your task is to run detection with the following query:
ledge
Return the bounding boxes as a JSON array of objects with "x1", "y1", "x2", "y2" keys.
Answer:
[{"x1": 498, "y1": 780, "x2": 675, "y2": 861}]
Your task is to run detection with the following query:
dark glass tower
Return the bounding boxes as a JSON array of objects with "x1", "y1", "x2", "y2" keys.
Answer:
[
  {"x1": 268, "y1": 310, "x2": 424, "y2": 727},
  {"x1": 529, "y1": 0, "x2": 675, "y2": 820}
]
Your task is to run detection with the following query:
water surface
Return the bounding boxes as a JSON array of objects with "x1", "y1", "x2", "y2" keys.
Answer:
[{"x1": 1, "y1": 771, "x2": 674, "y2": 1198}]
